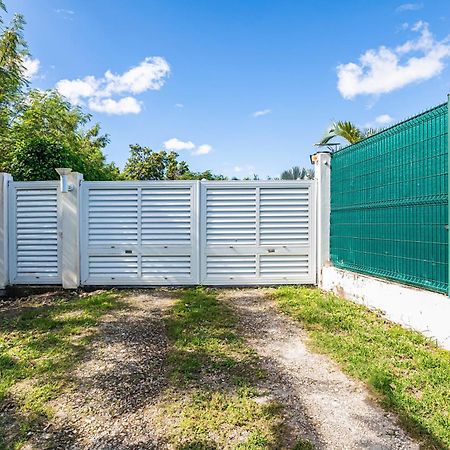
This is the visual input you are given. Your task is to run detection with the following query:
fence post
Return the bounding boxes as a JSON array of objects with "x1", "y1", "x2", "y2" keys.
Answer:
[
  {"x1": 448, "y1": 94, "x2": 450, "y2": 296},
  {"x1": 314, "y1": 151, "x2": 331, "y2": 286},
  {"x1": 0, "y1": 173, "x2": 12, "y2": 294},
  {"x1": 58, "y1": 170, "x2": 83, "y2": 289}
]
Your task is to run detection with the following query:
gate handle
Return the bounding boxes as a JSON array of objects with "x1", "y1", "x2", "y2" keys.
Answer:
[{"x1": 267, "y1": 248, "x2": 275, "y2": 253}]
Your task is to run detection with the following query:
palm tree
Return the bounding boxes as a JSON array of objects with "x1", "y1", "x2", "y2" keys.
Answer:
[
  {"x1": 280, "y1": 166, "x2": 314, "y2": 180},
  {"x1": 319, "y1": 121, "x2": 379, "y2": 146}
]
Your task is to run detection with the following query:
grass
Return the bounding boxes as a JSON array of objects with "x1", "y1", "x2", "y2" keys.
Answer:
[
  {"x1": 273, "y1": 286, "x2": 450, "y2": 450},
  {"x1": 0, "y1": 291, "x2": 124, "y2": 450},
  {"x1": 162, "y1": 287, "x2": 306, "y2": 449}
]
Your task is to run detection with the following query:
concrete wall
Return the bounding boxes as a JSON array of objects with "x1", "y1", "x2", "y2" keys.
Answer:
[{"x1": 321, "y1": 265, "x2": 450, "y2": 350}]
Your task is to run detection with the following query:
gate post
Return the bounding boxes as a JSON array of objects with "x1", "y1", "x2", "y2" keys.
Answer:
[
  {"x1": 58, "y1": 170, "x2": 83, "y2": 289},
  {"x1": 313, "y1": 152, "x2": 331, "y2": 286},
  {"x1": 0, "y1": 173, "x2": 12, "y2": 294}
]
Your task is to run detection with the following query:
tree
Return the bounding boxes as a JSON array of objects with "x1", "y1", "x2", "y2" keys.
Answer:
[
  {"x1": 280, "y1": 166, "x2": 314, "y2": 180},
  {"x1": 123, "y1": 145, "x2": 189, "y2": 180},
  {"x1": 319, "y1": 121, "x2": 379, "y2": 145},
  {"x1": 9, "y1": 137, "x2": 76, "y2": 181},
  {"x1": 178, "y1": 169, "x2": 227, "y2": 180},
  {"x1": 0, "y1": 2, "x2": 118, "y2": 181},
  {"x1": 123, "y1": 144, "x2": 226, "y2": 181},
  {"x1": 3, "y1": 90, "x2": 119, "y2": 180},
  {"x1": 0, "y1": 1, "x2": 28, "y2": 169}
]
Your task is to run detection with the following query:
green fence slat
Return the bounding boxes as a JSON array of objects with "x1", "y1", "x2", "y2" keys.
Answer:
[{"x1": 330, "y1": 103, "x2": 448, "y2": 294}]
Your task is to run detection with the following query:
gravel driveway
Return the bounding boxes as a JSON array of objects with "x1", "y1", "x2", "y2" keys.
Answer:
[{"x1": 24, "y1": 289, "x2": 418, "y2": 449}]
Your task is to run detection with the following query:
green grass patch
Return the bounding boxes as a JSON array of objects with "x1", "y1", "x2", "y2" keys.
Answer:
[
  {"x1": 162, "y1": 288, "x2": 304, "y2": 449},
  {"x1": 274, "y1": 286, "x2": 450, "y2": 449},
  {"x1": 0, "y1": 291, "x2": 124, "y2": 450}
]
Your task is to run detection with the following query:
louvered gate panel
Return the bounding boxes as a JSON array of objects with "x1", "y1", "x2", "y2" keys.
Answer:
[
  {"x1": 201, "y1": 181, "x2": 316, "y2": 285},
  {"x1": 81, "y1": 182, "x2": 198, "y2": 285},
  {"x1": 9, "y1": 182, "x2": 61, "y2": 284}
]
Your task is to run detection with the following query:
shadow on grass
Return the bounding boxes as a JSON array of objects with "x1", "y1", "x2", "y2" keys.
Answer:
[
  {"x1": 163, "y1": 288, "x2": 320, "y2": 449},
  {"x1": 0, "y1": 290, "x2": 125, "y2": 449}
]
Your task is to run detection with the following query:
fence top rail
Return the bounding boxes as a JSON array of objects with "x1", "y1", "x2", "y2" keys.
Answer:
[
  {"x1": 81, "y1": 180, "x2": 316, "y2": 188},
  {"x1": 333, "y1": 101, "x2": 447, "y2": 157},
  {"x1": 200, "y1": 180, "x2": 315, "y2": 187},
  {"x1": 10, "y1": 180, "x2": 59, "y2": 187}
]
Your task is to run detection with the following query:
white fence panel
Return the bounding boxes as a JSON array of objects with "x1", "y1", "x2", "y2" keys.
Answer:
[
  {"x1": 80, "y1": 181, "x2": 199, "y2": 285},
  {"x1": 5, "y1": 178, "x2": 317, "y2": 288},
  {"x1": 201, "y1": 181, "x2": 316, "y2": 285},
  {"x1": 9, "y1": 181, "x2": 61, "y2": 284}
]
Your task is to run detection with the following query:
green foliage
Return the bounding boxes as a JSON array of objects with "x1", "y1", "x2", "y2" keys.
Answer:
[
  {"x1": 319, "y1": 121, "x2": 379, "y2": 145},
  {"x1": 2, "y1": 90, "x2": 119, "y2": 180},
  {"x1": 9, "y1": 137, "x2": 75, "y2": 181},
  {"x1": 123, "y1": 144, "x2": 226, "y2": 181},
  {"x1": 0, "y1": 3, "x2": 118, "y2": 181},
  {"x1": 280, "y1": 166, "x2": 314, "y2": 180},
  {"x1": 0, "y1": 2, "x2": 28, "y2": 168},
  {"x1": 274, "y1": 286, "x2": 450, "y2": 449},
  {"x1": 178, "y1": 169, "x2": 227, "y2": 181},
  {"x1": 123, "y1": 144, "x2": 190, "y2": 180}
]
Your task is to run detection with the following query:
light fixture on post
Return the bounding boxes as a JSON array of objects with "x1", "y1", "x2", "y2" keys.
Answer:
[{"x1": 55, "y1": 168, "x2": 73, "y2": 193}]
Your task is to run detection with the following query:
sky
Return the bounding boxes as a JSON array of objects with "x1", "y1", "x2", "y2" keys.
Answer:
[{"x1": 7, "y1": 0, "x2": 450, "y2": 178}]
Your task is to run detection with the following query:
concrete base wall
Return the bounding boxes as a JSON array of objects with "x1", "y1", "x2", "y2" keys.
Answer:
[{"x1": 321, "y1": 266, "x2": 450, "y2": 350}]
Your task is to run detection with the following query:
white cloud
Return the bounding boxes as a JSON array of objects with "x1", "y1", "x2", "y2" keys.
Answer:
[
  {"x1": 88, "y1": 97, "x2": 141, "y2": 115},
  {"x1": 337, "y1": 21, "x2": 450, "y2": 99},
  {"x1": 55, "y1": 57, "x2": 170, "y2": 115},
  {"x1": 396, "y1": 3, "x2": 423, "y2": 12},
  {"x1": 252, "y1": 109, "x2": 271, "y2": 117},
  {"x1": 163, "y1": 138, "x2": 212, "y2": 156},
  {"x1": 233, "y1": 164, "x2": 255, "y2": 173},
  {"x1": 163, "y1": 138, "x2": 195, "y2": 151},
  {"x1": 364, "y1": 114, "x2": 395, "y2": 129},
  {"x1": 23, "y1": 56, "x2": 40, "y2": 80},
  {"x1": 103, "y1": 57, "x2": 170, "y2": 94},
  {"x1": 56, "y1": 76, "x2": 99, "y2": 105},
  {"x1": 375, "y1": 114, "x2": 394, "y2": 125},
  {"x1": 55, "y1": 8, "x2": 75, "y2": 15},
  {"x1": 192, "y1": 144, "x2": 212, "y2": 156},
  {"x1": 175, "y1": 103, "x2": 184, "y2": 108},
  {"x1": 55, "y1": 8, "x2": 75, "y2": 20}
]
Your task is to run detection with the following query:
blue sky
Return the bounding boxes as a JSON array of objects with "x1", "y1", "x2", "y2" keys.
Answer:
[{"x1": 8, "y1": 0, "x2": 450, "y2": 178}]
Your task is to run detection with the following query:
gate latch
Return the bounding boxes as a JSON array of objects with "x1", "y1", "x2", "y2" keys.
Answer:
[{"x1": 267, "y1": 248, "x2": 275, "y2": 253}]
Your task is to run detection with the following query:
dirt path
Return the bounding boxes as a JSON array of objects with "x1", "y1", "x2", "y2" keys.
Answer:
[
  {"x1": 25, "y1": 291, "x2": 175, "y2": 450},
  {"x1": 221, "y1": 289, "x2": 419, "y2": 450}
]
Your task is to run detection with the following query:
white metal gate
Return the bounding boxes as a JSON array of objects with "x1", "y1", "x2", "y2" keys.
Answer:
[
  {"x1": 201, "y1": 181, "x2": 316, "y2": 285},
  {"x1": 80, "y1": 181, "x2": 199, "y2": 285},
  {"x1": 9, "y1": 181, "x2": 62, "y2": 284},
  {"x1": 80, "y1": 180, "x2": 316, "y2": 286}
]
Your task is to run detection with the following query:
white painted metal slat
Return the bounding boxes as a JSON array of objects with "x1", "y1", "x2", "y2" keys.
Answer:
[
  {"x1": 9, "y1": 182, "x2": 61, "y2": 284},
  {"x1": 206, "y1": 188, "x2": 257, "y2": 247},
  {"x1": 201, "y1": 181, "x2": 316, "y2": 285},
  {"x1": 81, "y1": 181, "x2": 199, "y2": 285}
]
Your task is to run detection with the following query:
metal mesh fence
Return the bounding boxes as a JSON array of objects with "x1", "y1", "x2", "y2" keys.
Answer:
[{"x1": 330, "y1": 102, "x2": 448, "y2": 294}]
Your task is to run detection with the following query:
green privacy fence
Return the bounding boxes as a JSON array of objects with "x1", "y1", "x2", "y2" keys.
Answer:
[{"x1": 330, "y1": 100, "x2": 449, "y2": 294}]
